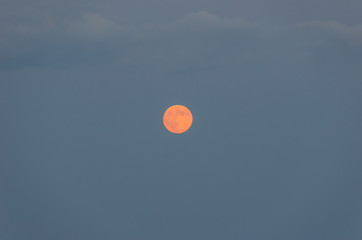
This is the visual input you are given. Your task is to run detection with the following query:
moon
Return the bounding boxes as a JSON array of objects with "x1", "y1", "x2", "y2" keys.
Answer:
[{"x1": 163, "y1": 105, "x2": 193, "y2": 134}]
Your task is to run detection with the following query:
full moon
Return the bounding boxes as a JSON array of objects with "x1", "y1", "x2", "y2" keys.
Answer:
[{"x1": 163, "y1": 105, "x2": 193, "y2": 134}]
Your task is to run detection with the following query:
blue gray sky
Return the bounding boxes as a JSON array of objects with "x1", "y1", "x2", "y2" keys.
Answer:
[{"x1": 1, "y1": 1, "x2": 362, "y2": 239}]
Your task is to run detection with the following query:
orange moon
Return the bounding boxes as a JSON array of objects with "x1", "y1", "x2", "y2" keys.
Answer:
[{"x1": 163, "y1": 105, "x2": 193, "y2": 134}]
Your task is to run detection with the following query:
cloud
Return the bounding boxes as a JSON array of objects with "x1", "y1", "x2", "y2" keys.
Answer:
[
  {"x1": 1, "y1": 11, "x2": 361, "y2": 70},
  {"x1": 0, "y1": 13, "x2": 127, "y2": 69},
  {"x1": 300, "y1": 21, "x2": 362, "y2": 46},
  {"x1": 67, "y1": 13, "x2": 121, "y2": 37},
  {"x1": 0, "y1": 11, "x2": 261, "y2": 70},
  {"x1": 290, "y1": 21, "x2": 362, "y2": 65},
  {"x1": 176, "y1": 10, "x2": 254, "y2": 28}
]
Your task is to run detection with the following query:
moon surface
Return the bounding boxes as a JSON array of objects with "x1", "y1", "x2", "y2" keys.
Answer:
[{"x1": 163, "y1": 105, "x2": 193, "y2": 134}]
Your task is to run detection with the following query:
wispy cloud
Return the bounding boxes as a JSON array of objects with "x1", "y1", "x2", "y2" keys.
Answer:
[{"x1": 1, "y1": 11, "x2": 361, "y2": 70}]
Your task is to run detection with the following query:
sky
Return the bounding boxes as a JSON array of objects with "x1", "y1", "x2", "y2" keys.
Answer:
[{"x1": 1, "y1": 0, "x2": 362, "y2": 239}]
